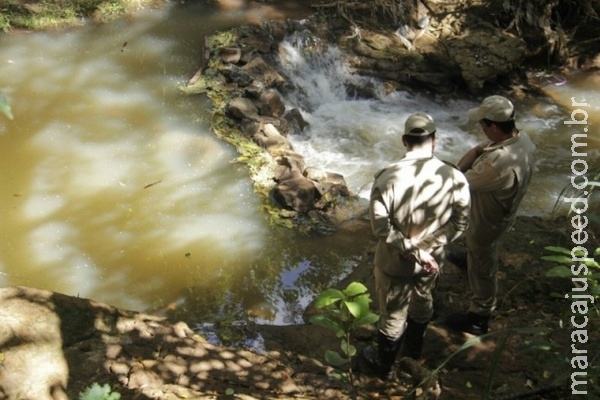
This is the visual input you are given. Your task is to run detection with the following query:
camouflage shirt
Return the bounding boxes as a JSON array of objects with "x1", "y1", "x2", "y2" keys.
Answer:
[{"x1": 369, "y1": 150, "x2": 471, "y2": 277}]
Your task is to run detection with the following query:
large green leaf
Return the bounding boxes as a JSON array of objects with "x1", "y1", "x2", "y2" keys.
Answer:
[
  {"x1": 328, "y1": 369, "x2": 348, "y2": 380},
  {"x1": 352, "y1": 312, "x2": 379, "y2": 329},
  {"x1": 340, "y1": 340, "x2": 357, "y2": 357},
  {"x1": 354, "y1": 294, "x2": 372, "y2": 312},
  {"x1": 541, "y1": 255, "x2": 572, "y2": 264},
  {"x1": 344, "y1": 300, "x2": 362, "y2": 319},
  {"x1": 572, "y1": 247, "x2": 591, "y2": 257},
  {"x1": 344, "y1": 292, "x2": 372, "y2": 318},
  {"x1": 544, "y1": 246, "x2": 572, "y2": 255},
  {"x1": 309, "y1": 314, "x2": 344, "y2": 336},
  {"x1": 325, "y1": 350, "x2": 348, "y2": 366},
  {"x1": 342, "y1": 281, "x2": 369, "y2": 298},
  {"x1": 546, "y1": 265, "x2": 572, "y2": 278},
  {"x1": 314, "y1": 288, "x2": 344, "y2": 308},
  {"x1": 587, "y1": 261, "x2": 600, "y2": 269}
]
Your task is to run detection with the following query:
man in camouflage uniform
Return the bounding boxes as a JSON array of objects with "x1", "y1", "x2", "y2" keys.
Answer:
[{"x1": 362, "y1": 113, "x2": 471, "y2": 379}]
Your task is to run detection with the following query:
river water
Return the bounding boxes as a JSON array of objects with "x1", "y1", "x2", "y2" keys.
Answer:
[{"x1": 0, "y1": 3, "x2": 597, "y2": 333}]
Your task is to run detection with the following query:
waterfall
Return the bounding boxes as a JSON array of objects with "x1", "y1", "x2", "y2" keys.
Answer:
[{"x1": 277, "y1": 35, "x2": 480, "y2": 199}]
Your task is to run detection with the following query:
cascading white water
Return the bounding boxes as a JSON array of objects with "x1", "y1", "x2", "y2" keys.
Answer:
[{"x1": 277, "y1": 35, "x2": 599, "y2": 216}]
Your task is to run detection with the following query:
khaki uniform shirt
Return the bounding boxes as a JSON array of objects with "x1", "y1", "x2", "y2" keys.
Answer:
[
  {"x1": 369, "y1": 150, "x2": 471, "y2": 277},
  {"x1": 465, "y1": 132, "x2": 536, "y2": 246}
]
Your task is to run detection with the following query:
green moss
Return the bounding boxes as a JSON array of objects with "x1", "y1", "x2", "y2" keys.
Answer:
[
  {"x1": 0, "y1": 0, "x2": 167, "y2": 31},
  {"x1": 206, "y1": 29, "x2": 240, "y2": 49}
]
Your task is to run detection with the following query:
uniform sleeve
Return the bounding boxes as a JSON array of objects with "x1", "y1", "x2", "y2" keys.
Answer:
[
  {"x1": 418, "y1": 173, "x2": 471, "y2": 251},
  {"x1": 369, "y1": 185, "x2": 416, "y2": 255},
  {"x1": 465, "y1": 156, "x2": 511, "y2": 192}
]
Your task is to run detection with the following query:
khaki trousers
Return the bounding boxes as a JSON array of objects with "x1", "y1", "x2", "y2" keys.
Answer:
[
  {"x1": 465, "y1": 223, "x2": 508, "y2": 316},
  {"x1": 374, "y1": 266, "x2": 439, "y2": 339}
]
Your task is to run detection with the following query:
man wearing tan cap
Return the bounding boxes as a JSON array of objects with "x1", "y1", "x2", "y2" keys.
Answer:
[
  {"x1": 362, "y1": 112, "x2": 470, "y2": 380},
  {"x1": 446, "y1": 95, "x2": 536, "y2": 335}
]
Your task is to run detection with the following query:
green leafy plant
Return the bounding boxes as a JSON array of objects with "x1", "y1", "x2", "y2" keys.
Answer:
[
  {"x1": 543, "y1": 245, "x2": 600, "y2": 302},
  {"x1": 546, "y1": 168, "x2": 600, "y2": 305},
  {"x1": 0, "y1": 15, "x2": 10, "y2": 33},
  {"x1": 79, "y1": 383, "x2": 121, "y2": 400},
  {"x1": 309, "y1": 281, "x2": 379, "y2": 385}
]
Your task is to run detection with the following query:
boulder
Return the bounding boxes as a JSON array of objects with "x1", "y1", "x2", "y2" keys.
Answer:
[
  {"x1": 253, "y1": 123, "x2": 293, "y2": 151},
  {"x1": 284, "y1": 108, "x2": 309, "y2": 134},
  {"x1": 258, "y1": 90, "x2": 286, "y2": 118},
  {"x1": 272, "y1": 177, "x2": 318, "y2": 213},
  {"x1": 240, "y1": 57, "x2": 286, "y2": 89},
  {"x1": 445, "y1": 25, "x2": 526, "y2": 91},
  {"x1": 228, "y1": 97, "x2": 259, "y2": 120}
]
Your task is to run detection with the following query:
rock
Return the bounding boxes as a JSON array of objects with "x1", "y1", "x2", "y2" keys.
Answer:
[
  {"x1": 224, "y1": 65, "x2": 254, "y2": 86},
  {"x1": 217, "y1": 47, "x2": 242, "y2": 64},
  {"x1": 253, "y1": 123, "x2": 293, "y2": 151},
  {"x1": 324, "y1": 171, "x2": 347, "y2": 187},
  {"x1": 274, "y1": 152, "x2": 307, "y2": 181},
  {"x1": 445, "y1": 25, "x2": 526, "y2": 92},
  {"x1": 240, "y1": 57, "x2": 286, "y2": 89},
  {"x1": 284, "y1": 108, "x2": 309, "y2": 133},
  {"x1": 240, "y1": 118, "x2": 261, "y2": 136},
  {"x1": 272, "y1": 177, "x2": 318, "y2": 212},
  {"x1": 228, "y1": 97, "x2": 259, "y2": 120},
  {"x1": 258, "y1": 90, "x2": 286, "y2": 118},
  {"x1": 304, "y1": 166, "x2": 328, "y2": 182},
  {"x1": 239, "y1": 34, "x2": 274, "y2": 56}
]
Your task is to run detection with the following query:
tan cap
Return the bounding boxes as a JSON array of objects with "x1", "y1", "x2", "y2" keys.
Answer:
[
  {"x1": 467, "y1": 95, "x2": 515, "y2": 122},
  {"x1": 404, "y1": 112, "x2": 436, "y2": 136}
]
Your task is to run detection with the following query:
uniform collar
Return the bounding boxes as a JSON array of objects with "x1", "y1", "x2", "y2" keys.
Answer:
[
  {"x1": 485, "y1": 132, "x2": 521, "y2": 151},
  {"x1": 403, "y1": 148, "x2": 434, "y2": 160}
]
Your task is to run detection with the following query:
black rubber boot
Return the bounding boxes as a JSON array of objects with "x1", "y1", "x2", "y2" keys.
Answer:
[
  {"x1": 446, "y1": 249, "x2": 467, "y2": 270},
  {"x1": 404, "y1": 318, "x2": 428, "y2": 359},
  {"x1": 446, "y1": 312, "x2": 489, "y2": 335},
  {"x1": 361, "y1": 332, "x2": 402, "y2": 380}
]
